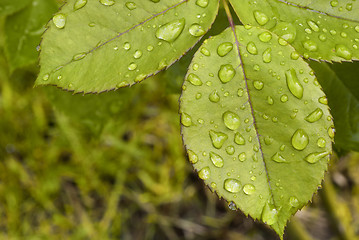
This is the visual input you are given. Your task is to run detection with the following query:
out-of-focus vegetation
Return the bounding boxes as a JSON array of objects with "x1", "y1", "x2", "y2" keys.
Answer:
[{"x1": 0, "y1": 1, "x2": 358, "y2": 239}]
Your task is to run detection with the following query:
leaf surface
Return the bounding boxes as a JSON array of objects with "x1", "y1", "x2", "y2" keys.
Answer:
[
  {"x1": 35, "y1": 0, "x2": 219, "y2": 93},
  {"x1": 180, "y1": 25, "x2": 333, "y2": 237},
  {"x1": 229, "y1": 0, "x2": 359, "y2": 62},
  {"x1": 310, "y1": 61, "x2": 359, "y2": 151},
  {"x1": 4, "y1": 0, "x2": 58, "y2": 72}
]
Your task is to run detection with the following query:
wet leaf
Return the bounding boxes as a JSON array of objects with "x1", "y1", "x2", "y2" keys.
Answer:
[
  {"x1": 229, "y1": 0, "x2": 359, "y2": 62},
  {"x1": 35, "y1": 0, "x2": 219, "y2": 93},
  {"x1": 180, "y1": 25, "x2": 333, "y2": 238}
]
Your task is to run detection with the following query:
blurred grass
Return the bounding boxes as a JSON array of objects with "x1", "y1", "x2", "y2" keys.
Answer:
[{"x1": 0, "y1": 2, "x2": 358, "y2": 240}]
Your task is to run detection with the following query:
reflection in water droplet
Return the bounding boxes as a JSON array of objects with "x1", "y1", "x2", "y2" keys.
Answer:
[
  {"x1": 253, "y1": 11, "x2": 269, "y2": 25},
  {"x1": 189, "y1": 24, "x2": 206, "y2": 37},
  {"x1": 224, "y1": 179, "x2": 241, "y2": 193},
  {"x1": 201, "y1": 47, "x2": 210, "y2": 56},
  {"x1": 155, "y1": 19, "x2": 185, "y2": 42},
  {"x1": 243, "y1": 184, "x2": 256, "y2": 195},
  {"x1": 223, "y1": 111, "x2": 241, "y2": 130},
  {"x1": 187, "y1": 150, "x2": 198, "y2": 163},
  {"x1": 253, "y1": 80, "x2": 264, "y2": 90},
  {"x1": 123, "y1": 42, "x2": 131, "y2": 50},
  {"x1": 335, "y1": 44, "x2": 352, "y2": 60},
  {"x1": 307, "y1": 20, "x2": 320, "y2": 32},
  {"x1": 291, "y1": 129, "x2": 309, "y2": 151},
  {"x1": 290, "y1": 51, "x2": 300, "y2": 60},
  {"x1": 271, "y1": 152, "x2": 286, "y2": 163},
  {"x1": 238, "y1": 152, "x2": 246, "y2": 162},
  {"x1": 328, "y1": 126, "x2": 335, "y2": 138},
  {"x1": 262, "y1": 203, "x2": 278, "y2": 225},
  {"x1": 272, "y1": 22, "x2": 297, "y2": 43},
  {"x1": 217, "y1": 42, "x2": 233, "y2": 57},
  {"x1": 317, "y1": 137, "x2": 326, "y2": 148},
  {"x1": 209, "y1": 90, "x2": 220, "y2": 103},
  {"x1": 228, "y1": 202, "x2": 237, "y2": 210},
  {"x1": 303, "y1": 40, "x2": 318, "y2": 52},
  {"x1": 198, "y1": 167, "x2": 210, "y2": 179},
  {"x1": 210, "y1": 152, "x2": 224, "y2": 168},
  {"x1": 280, "y1": 95, "x2": 288, "y2": 103},
  {"x1": 285, "y1": 68, "x2": 303, "y2": 99},
  {"x1": 267, "y1": 96, "x2": 274, "y2": 105},
  {"x1": 305, "y1": 152, "x2": 329, "y2": 163},
  {"x1": 246, "y1": 42, "x2": 258, "y2": 55},
  {"x1": 218, "y1": 64, "x2": 235, "y2": 83},
  {"x1": 305, "y1": 108, "x2": 323, "y2": 122},
  {"x1": 74, "y1": 0, "x2": 87, "y2": 10},
  {"x1": 226, "y1": 146, "x2": 235, "y2": 155},
  {"x1": 258, "y1": 32, "x2": 272, "y2": 42},
  {"x1": 181, "y1": 113, "x2": 192, "y2": 127},
  {"x1": 128, "y1": 63, "x2": 137, "y2": 71},
  {"x1": 187, "y1": 73, "x2": 202, "y2": 86},
  {"x1": 262, "y1": 48, "x2": 272, "y2": 63},
  {"x1": 53, "y1": 14, "x2": 66, "y2": 29},
  {"x1": 133, "y1": 50, "x2": 142, "y2": 59},
  {"x1": 209, "y1": 130, "x2": 228, "y2": 149},
  {"x1": 234, "y1": 133, "x2": 245, "y2": 145}
]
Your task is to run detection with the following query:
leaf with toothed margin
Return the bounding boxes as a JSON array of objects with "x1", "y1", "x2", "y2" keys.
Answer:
[
  {"x1": 180, "y1": 25, "x2": 334, "y2": 238},
  {"x1": 310, "y1": 61, "x2": 359, "y2": 152},
  {"x1": 4, "y1": 0, "x2": 58, "y2": 72},
  {"x1": 35, "y1": 0, "x2": 219, "y2": 93},
  {"x1": 229, "y1": 0, "x2": 359, "y2": 62}
]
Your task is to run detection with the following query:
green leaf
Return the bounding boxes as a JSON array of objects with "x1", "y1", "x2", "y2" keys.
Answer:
[
  {"x1": 4, "y1": 0, "x2": 58, "y2": 72},
  {"x1": 180, "y1": 25, "x2": 333, "y2": 237},
  {"x1": 310, "y1": 61, "x2": 359, "y2": 152},
  {"x1": 229, "y1": 0, "x2": 359, "y2": 62},
  {"x1": 0, "y1": 0, "x2": 31, "y2": 17},
  {"x1": 35, "y1": 0, "x2": 219, "y2": 93}
]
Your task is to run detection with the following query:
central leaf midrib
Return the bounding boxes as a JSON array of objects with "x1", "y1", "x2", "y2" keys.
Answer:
[{"x1": 48, "y1": 0, "x2": 189, "y2": 74}]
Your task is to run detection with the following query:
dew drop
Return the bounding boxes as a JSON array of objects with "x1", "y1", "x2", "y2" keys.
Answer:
[
  {"x1": 209, "y1": 90, "x2": 220, "y2": 103},
  {"x1": 237, "y1": 88, "x2": 244, "y2": 97},
  {"x1": 305, "y1": 108, "x2": 323, "y2": 122},
  {"x1": 226, "y1": 146, "x2": 235, "y2": 155},
  {"x1": 355, "y1": 26, "x2": 359, "y2": 33},
  {"x1": 42, "y1": 74, "x2": 49, "y2": 81},
  {"x1": 262, "y1": 203, "x2": 278, "y2": 225},
  {"x1": 253, "y1": 80, "x2": 264, "y2": 90},
  {"x1": 307, "y1": 20, "x2": 320, "y2": 32},
  {"x1": 200, "y1": 47, "x2": 210, "y2": 56},
  {"x1": 117, "y1": 81, "x2": 129, "y2": 88},
  {"x1": 125, "y1": 2, "x2": 136, "y2": 10},
  {"x1": 238, "y1": 152, "x2": 246, "y2": 162},
  {"x1": 210, "y1": 152, "x2": 224, "y2": 168},
  {"x1": 328, "y1": 126, "x2": 335, "y2": 138},
  {"x1": 317, "y1": 137, "x2": 326, "y2": 148},
  {"x1": 53, "y1": 14, "x2": 66, "y2": 29},
  {"x1": 302, "y1": 40, "x2": 318, "y2": 52},
  {"x1": 335, "y1": 44, "x2": 352, "y2": 60},
  {"x1": 258, "y1": 32, "x2": 272, "y2": 42},
  {"x1": 198, "y1": 167, "x2": 210, "y2": 179},
  {"x1": 246, "y1": 41, "x2": 258, "y2": 55},
  {"x1": 133, "y1": 50, "x2": 142, "y2": 59},
  {"x1": 289, "y1": 197, "x2": 299, "y2": 207},
  {"x1": 234, "y1": 132, "x2": 245, "y2": 145},
  {"x1": 155, "y1": 19, "x2": 185, "y2": 42},
  {"x1": 224, "y1": 179, "x2": 241, "y2": 193},
  {"x1": 147, "y1": 45, "x2": 154, "y2": 51},
  {"x1": 285, "y1": 68, "x2": 303, "y2": 99},
  {"x1": 253, "y1": 11, "x2": 269, "y2": 26},
  {"x1": 290, "y1": 51, "x2": 300, "y2": 60},
  {"x1": 217, "y1": 42, "x2": 233, "y2": 57},
  {"x1": 305, "y1": 152, "x2": 329, "y2": 163},
  {"x1": 128, "y1": 63, "x2": 137, "y2": 71},
  {"x1": 187, "y1": 73, "x2": 202, "y2": 86},
  {"x1": 123, "y1": 42, "x2": 131, "y2": 50},
  {"x1": 181, "y1": 112, "x2": 192, "y2": 127},
  {"x1": 196, "y1": 0, "x2": 209, "y2": 8},
  {"x1": 218, "y1": 64, "x2": 235, "y2": 83},
  {"x1": 243, "y1": 184, "x2": 256, "y2": 195},
  {"x1": 74, "y1": 0, "x2": 87, "y2": 10},
  {"x1": 271, "y1": 152, "x2": 286, "y2": 163},
  {"x1": 223, "y1": 111, "x2": 240, "y2": 130},
  {"x1": 187, "y1": 150, "x2": 198, "y2": 163},
  {"x1": 100, "y1": 0, "x2": 115, "y2": 6},
  {"x1": 135, "y1": 74, "x2": 146, "y2": 82},
  {"x1": 267, "y1": 96, "x2": 274, "y2": 105},
  {"x1": 262, "y1": 48, "x2": 272, "y2": 63},
  {"x1": 209, "y1": 130, "x2": 228, "y2": 149},
  {"x1": 291, "y1": 129, "x2": 309, "y2": 150},
  {"x1": 272, "y1": 22, "x2": 297, "y2": 43},
  {"x1": 264, "y1": 136, "x2": 273, "y2": 145},
  {"x1": 318, "y1": 34, "x2": 327, "y2": 41},
  {"x1": 280, "y1": 95, "x2": 288, "y2": 103},
  {"x1": 189, "y1": 24, "x2": 206, "y2": 37},
  {"x1": 228, "y1": 202, "x2": 237, "y2": 210}
]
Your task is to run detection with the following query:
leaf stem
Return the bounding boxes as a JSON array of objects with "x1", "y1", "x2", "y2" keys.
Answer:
[{"x1": 222, "y1": 0, "x2": 235, "y2": 29}]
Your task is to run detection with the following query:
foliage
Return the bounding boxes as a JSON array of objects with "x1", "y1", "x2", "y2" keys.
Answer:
[{"x1": 0, "y1": 0, "x2": 358, "y2": 239}]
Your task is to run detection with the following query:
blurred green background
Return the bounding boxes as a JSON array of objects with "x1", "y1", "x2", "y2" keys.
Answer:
[{"x1": 0, "y1": 1, "x2": 358, "y2": 239}]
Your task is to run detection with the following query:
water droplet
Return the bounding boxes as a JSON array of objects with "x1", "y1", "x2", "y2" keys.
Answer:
[
  {"x1": 246, "y1": 41, "x2": 258, "y2": 55},
  {"x1": 243, "y1": 184, "x2": 256, "y2": 195},
  {"x1": 238, "y1": 152, "x2": 246, "y2": 162},
  {"x1": 328, "y1": 126, "x2": 335, "y2": 138},
  {"x1": 258, "y1": 32, "x2": 272, "y2": 42},
  {"x1": 53, "y1": 14, "x2": 66, "y2": 29},
  {"x1": 209, "y1": 90, "x2": 220, "y2": 103},
  {"x1": 307, "y1": 20, "x2": 320, "y2": 32},
  {"x1": 211, "y1": 182, "x2": 217, "y2": 189},
  {"x1": 228, "y1": 201, "x2": 237, "y2": 210},
  {"x1": 302, "y1": 40, "x2": 318, "y2": 52},
  {"x1": 189, "y1": 24, "x2": 206, "y2": 37},
  {"x1": 335, "y1": 44, "x2": 352, "y2": 60},
  {"x1": 305, "y1": 152, "x2": 329, "y2": 163},
  {"x1": 223, "y1": 111, "x2": 240, "y2": 130},
  {"x1": 187, "y1": 73, "x2": 202, "y2": 86},
  {"x1": 74, "y1": 0, "x2": 87, "y2": 10},
  {"x1": 253, "y1": 64, "x2": 260, "y2": 71},
  {"x1": 253, "y1": 11, "x2": 269, "y2": 25},
  {"x1": 262, "y1": 203, "x2": 278, "y2": 225},
  {"x1": 289, "y1": 197, "x2": 299, "y2": 207},
  {"x1": 272, "y1": 22, "x2": 296, "y2": 43},
  {"x1": 200, "y1": 47, "x2": 210, "y2": 56},
  {"x1": 196, "y1": 0, "x2": 208, "y2": 8},
  {"x1": 224, "y1": 179, "x2": 241, "y2": 193},
  {"x1": 262, "y1": 48, "x2": 272, "y2": 63},
  {"x1": 42, "y1": 74, "x2": 49, "y2": 81},
  {"x1": 117, "y1": 81, "x2": 129, "y2": 88},
  {"x1": 317, "y1": 138, "x2": 326, "y2": 148},
  {"x1": 210, "y1": 152, "x2": 224, "y2": 168},
  {"x1": 291, "y1": 129, "x2": 309, "y2": 150},
  {"x1": 346, "y1": 3, "x2": 352, "y2": 11},
  {"x1": 156, "y1": 19, "x2": 185, "y2": 42},
  {"x1": 209, "y1": 130, "x2": 228, "y2": 149},
  {"x1": 187, "y1": 150, "x2": 198, "y2": 163},
  {"x1": 264, "y1": 136, "x2": 273, "y2": 145},
  {"x1": 253, "y1": 80, "x2": 264, "y2": 90},
  {"x1": 135, "y1": 74, "x2": 146, "y2": 82},
  {"x1": 226, "y1": 146, "x2": 235, "y2": 155},
  {"x1": 133, "y1": 50, "x2": 142, "y2": 59},
  {"x1": 305, "y1": 108, "x2": 323, "y2": 122},
  {"x1": 147, "y1": 45, "x2": 154, "y2": 51},
  {"x1": 330, "y1": 0, "x2": 338, "y2": 7},
  {"x1": 291, "y1": 51, "x2": 300, "y2": 60},
  {"x1": 319, "y1": 34, "x2": 327, "y2": 42},
  {"x1": 280, "y1": 95, "x2": 288, "y2": 103},
  {"x1": 271, "y1": 152, "x2": 286, "y2": 163},
  {"x1": 128, "y1": 63, "x2": 137, "y2": 71},
  {"x1": 217, "y1": 42, "x2": 233, "y2": 57},
  {"x1": 267, "y1": 96, "x2": 274, "y2": 105},
  {"x1": 355, "y1": 25, "x2": 359, "y2": 33},
  {"x1": 192, "y1": 63, "x2": 199, "y2": 71},
  {"x1": 285, "y1": 68, "x2": 303, "y2": 99},
  {"x1": 234, "y1": 133, "x2": 245, "y2": 145},
  {"x1": 237, "y1": 88, "x2": 244, "y2": 97},
  {"x1": 123, "y1": 42, "x2": 131, "y2": 50},
  {"x1": 181, "y1": 113, "x2": 192, "y2": 127},
  {"x1": 100, "y1": 0, "x2": 115, "y2": 6},
  {"x1": 218, "y1": 64, "x2": 235, "y2": 83},
  {"x1": 125, "y1": 2, "x2": 136, "y2": 10},
  {"x1": 198, "y1": 167, "x2": 210, "y2": 179}
]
